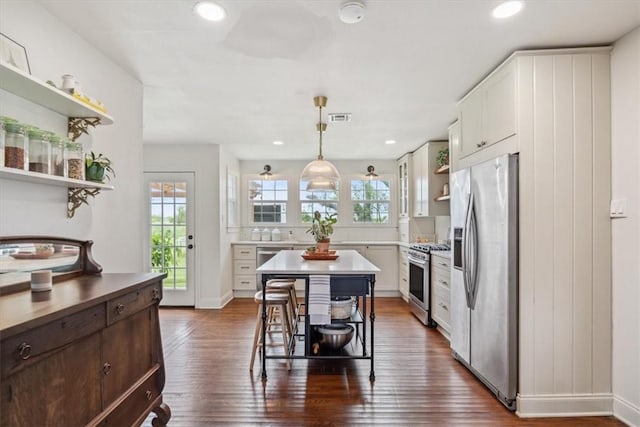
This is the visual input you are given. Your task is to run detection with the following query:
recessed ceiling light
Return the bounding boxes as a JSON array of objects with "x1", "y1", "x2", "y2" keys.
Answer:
[
  {"x1": 492, "y1": 1, "x2": 523, "y2": 19},
  {"x1": 385, "y1": 140, "x2": 396, "y2": 145},
  {"x1": 273, "y1": 140, "x2": 284, "y2": 145},
  {"x1": 194, "y1": 1, "x2": 226, "y2": 22}
]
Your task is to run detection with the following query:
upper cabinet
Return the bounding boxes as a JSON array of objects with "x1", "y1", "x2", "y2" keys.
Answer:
[
  {"x1": 458, "y1": 59, "x2": 516, "y2": 159},
  {"x1": 397, "y1": 153, "x2": 411, "y2": 218},
  {"x1": 448, "y1": 121, "x2": 461, "y2": 173},
  {"x1": 411, "y1": 141, "x2": 449, "y2": 217}
]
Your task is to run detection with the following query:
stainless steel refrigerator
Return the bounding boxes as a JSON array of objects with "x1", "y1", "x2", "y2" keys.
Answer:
[{"x1": 450, "y1": 153, "x2": 518, "y2": 411}]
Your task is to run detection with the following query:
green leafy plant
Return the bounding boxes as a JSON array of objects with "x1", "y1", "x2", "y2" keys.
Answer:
[
  {"x1": 85, "y1": 151, "x2": 116, "y2": 183},
  {"x1": 436, "y1": 147, "x2": 449, "y2": 168},
  {"x1": 306, "y1": 211, "x2": 337, "y2": 242}
]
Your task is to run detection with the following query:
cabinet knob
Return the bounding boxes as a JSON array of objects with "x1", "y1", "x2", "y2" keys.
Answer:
[
  {"x1": 476, "y1": 142, "x2": 483, "y2": 148},
  {"x1": 146, "y1": 390, "x2": 153, "y2": 400},
  {"x1": 103, "y1": 362, "x2": 112, "y2": 375},
  {"x1": 17, "y1": 342, "x2": 32, "y2": 360},
  {"x1": 115, "y1": 303, "x2": 125, "y2": 315}
]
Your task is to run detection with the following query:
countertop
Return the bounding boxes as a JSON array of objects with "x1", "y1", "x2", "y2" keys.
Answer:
[
  {"x1": 430, "y1": 250, "x2": 451, "y2": 259},
  {"x1": 233, "y1": 240, "x2": 411, "y2": 247},
  {"x1": 256, "y1": 250, "x2": 380, "y2": 274}
]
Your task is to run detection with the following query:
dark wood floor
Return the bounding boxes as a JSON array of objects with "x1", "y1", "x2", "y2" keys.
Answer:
[{"x1": 144, "y1": 298, "x2": 625, "y2": 426}]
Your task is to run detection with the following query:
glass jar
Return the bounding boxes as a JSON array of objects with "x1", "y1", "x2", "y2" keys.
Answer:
[
  {"x1": 28, "y1": 128, "x2": 51, "y2": 174},
  {"x1": 0, "y1": 116, "x2": 7, "y2": 167},
  {"x1": 49, "y1": 134, "x2": 66, "y2": 177},
  {"x1": 66, "y1": 141, "x2": 84, "y2": 180},
  {"x1": 4, "y1": 122, "x2": 27, "y2": 170}
]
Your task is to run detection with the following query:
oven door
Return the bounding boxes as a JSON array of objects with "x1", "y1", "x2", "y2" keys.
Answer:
[{"x1": 408, "y1": 254, "x2": 429, "y2": 309}]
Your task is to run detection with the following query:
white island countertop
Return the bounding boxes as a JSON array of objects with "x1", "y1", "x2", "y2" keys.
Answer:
[{"x1": 257, "y1": 250, "x2": 380, "y2": 275}]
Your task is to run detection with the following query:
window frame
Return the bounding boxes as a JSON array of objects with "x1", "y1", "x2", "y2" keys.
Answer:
[
  {"x1": 246, "y1": 176, "x2": 289, "y2": 225},
  {"x1": 349, "y1": 176, "x2": 393, "y2": 225}
]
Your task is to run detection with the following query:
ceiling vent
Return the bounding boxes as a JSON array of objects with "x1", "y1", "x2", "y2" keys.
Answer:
[{"x1": 328, "y1": 113, "x2": 352, "y2": 123}]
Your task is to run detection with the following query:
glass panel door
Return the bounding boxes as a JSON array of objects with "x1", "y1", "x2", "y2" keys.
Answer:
[{"x1": 145, "y1": 172, "x2": 195, "y2": 306}]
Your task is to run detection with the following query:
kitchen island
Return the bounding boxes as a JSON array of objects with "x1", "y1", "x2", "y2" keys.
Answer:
[{"x1": 257, "y1": 249, "x2": 380, "y2": 381}]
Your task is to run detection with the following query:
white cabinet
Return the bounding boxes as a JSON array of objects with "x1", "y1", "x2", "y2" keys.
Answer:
[
  {"x1": 448, "y1": 121, "x2": 461, "y2": 173},
  {"x1": 458, "y1": 59, "x2": 516, "y2": 159},
  {"x1": 430, "y1": 252, "x2": 451, "y2": 338},
  {"x1": 398, "y1": 246, "x2": 409, "y2": 300},
  {"x1": 232, "y1": 245, "x2": 257, "y2": 293},
  {"x1": 411, "y1": 141, "x2": 449, "y2": 217},
  {"x1": 335, "y1": 245, "x2": 398, "y2": 293},
  {"x1": 397, "y1": 153, "x2": 411, "y2": 218},
  {"x1": 362, "y1": 245, "x2": 398, "y2": 293}
]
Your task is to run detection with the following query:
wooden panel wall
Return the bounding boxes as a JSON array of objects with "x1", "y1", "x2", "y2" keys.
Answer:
[{"x1": 518, "y1": 51, "x2": 612, "y2": 400}]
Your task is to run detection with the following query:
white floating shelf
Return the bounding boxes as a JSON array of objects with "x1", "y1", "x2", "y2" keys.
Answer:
[
  {"x1": 0, "y1": 167, "x2": 114, "y2": 190},
  {"x1": 0, "y1": 63, "x2": 114, "y2": 125}
]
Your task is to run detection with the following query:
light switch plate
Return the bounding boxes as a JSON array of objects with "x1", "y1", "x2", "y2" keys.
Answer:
[{"x1": 610, "y1": 199, "x2": 628, "y2": 218}]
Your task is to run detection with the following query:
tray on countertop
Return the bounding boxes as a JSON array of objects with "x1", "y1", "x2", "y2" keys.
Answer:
[{"x1": 301, "y1": 250, "x2": 339, "y2": 260}]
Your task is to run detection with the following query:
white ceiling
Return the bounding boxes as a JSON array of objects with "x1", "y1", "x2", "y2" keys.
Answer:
[{"x1": 39, "y1": 0, "x2": 640, "y2": 160}]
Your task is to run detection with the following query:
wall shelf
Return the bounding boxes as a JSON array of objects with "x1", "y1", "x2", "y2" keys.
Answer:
[
  {"x1": 0, "y1": 63, "x2": 114, "y2": 125},
  {"x1": 434, "y1": 195, "x2": 450, "y2": 202},
  {"x1": 0, "y1": 166, "x2": 114, "y2": 190},
  {"x1": 434, "y1": 165, "x2": 450, "y2": 175}
]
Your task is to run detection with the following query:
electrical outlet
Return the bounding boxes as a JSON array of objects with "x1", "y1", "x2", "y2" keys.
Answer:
[{"x1": 610, "y1": 199, "x2": 628, "y2": 218}]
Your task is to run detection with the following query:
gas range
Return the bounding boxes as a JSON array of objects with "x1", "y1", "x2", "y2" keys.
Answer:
[{"x1": 408, "y1": 243, "x2": 450, "y2": 261}]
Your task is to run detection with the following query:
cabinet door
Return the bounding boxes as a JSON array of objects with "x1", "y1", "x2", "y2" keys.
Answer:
[
  {"x1": 1, "y1": 333, "x2": 102, "y2": 427},
  {"x1": 398, "y1": 246, "x2": 409, "y2": 298},
  {"x1": 411, "y1": 146, "x2": 427, "y2": 217},
  {"x1": 364, "y1": 246, "x2": 398, "y2": 292},
  {"x1": 483, "y1": 59, "x2": 516, "y2": 148},
  {"x1": 397, "y1": 154, "x2": 411, "y2": 217},
  {"x1": 459, "y1": 89, "x2": 483, "y2": 159},
  {"x1": 102, "y1": 307, "x2": 154, "y2": 406},
  {"x1": 449, "y1": 121, "x2": 461, "y2": 173}
]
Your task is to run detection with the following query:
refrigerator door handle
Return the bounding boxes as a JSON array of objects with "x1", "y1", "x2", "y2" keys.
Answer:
[
  {"x1": 468, "y1": 196, "x2": 479, "y2": 309},
  {"x1": 462, "y1": 193, "x2": 473, "y2": 308}
]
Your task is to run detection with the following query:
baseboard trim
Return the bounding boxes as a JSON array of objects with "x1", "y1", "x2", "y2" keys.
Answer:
[
  {"x1": 613, "y1": 395, "x2": 640, "y2": 427},
  {"x1": 516, "y1": 393, "x2": 613, "y2": 418},
  {"x1": 219, "y1": 289, "x2": 234, "y2": 308}
]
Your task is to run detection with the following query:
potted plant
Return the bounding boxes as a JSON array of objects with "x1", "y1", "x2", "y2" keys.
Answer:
[
  {"x1": 306, "y1": 211, "x2": 337, "y2": 252},
  {"x1": 436, "y1": 147, "x2": 449, "y2": 169},
  {"x1": 85, "y1": 151, "x2": 116, "y2": 183}
]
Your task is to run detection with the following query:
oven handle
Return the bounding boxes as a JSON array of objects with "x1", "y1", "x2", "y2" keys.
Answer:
[{"x1": 408, "y1": 255, "x2": 427, "y2": 266}]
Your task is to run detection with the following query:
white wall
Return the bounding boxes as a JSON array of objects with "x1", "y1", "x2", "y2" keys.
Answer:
[
  {"x1": 219, "y1": 147, "x2": 241, "y2": 307},
  {"x1": 0, "y1": 2, "x2": 144, "y2": 272},
  {"x1": 144, "y1": 144, "x2": 234, "y2": 308},
  {"x1": 611, "y1": 27, "x2": 640, "y2": 427}
]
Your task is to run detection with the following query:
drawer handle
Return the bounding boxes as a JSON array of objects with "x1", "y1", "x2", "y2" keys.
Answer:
[
  {"x1": 438, "y1": 262, "x2": 448, "y2": 267},
  {"x1": 152, "y1": 287, "x2": 161, "y2": 302},
  {"x1": 240, "y1": 266, "x2": 250, "y2": 270},
  {"x1": 439, "y1": 280, "x2": 449, "y2": 286},
  {"x1": 115, "y1": 303, "x2": 125, "y2": 315},
  {"x1": 439, "y1": 302, "x2": 448, "y2": 311},
  {"x1": 240, "y1": 250, "x2": 250, "y2": 255},
  {"x1": 476, "y1": 142, "x2": 483, "y2": 148},
  {"x1": 103, "y1": 362, "x2": 112, "y2": 375},
  {"x1": 241, "y1": 281, "x2": 250, "y2": 285},
  {"x1": 17, "y1": 342, "x2": 32, "y2": 360},
  {"x1": 146, "y1": 390, "x2": 153, "y2": 400}
]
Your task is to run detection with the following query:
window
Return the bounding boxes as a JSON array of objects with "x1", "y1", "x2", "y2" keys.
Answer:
[
  {"x1": 300, "y1": 180, "x2": 339, "y2": 223},
  {"x1": 351, "y1": 179, "x2": 391, "y2": 223},
  {"x1": 249, "y1": 179, "x2": 288, "y2": 223}
]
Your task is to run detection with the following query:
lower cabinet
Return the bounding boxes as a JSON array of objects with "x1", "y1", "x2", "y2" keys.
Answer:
[
  {"x1": 398, "y1": 246, "x2": 409, "y2": 300},
  {"x1": 233, "y1": 245, "x2": 257, "y2": 294},
  {"x1": 430, "y1": 253, "x2": 451, "y2": 337},
  {"x1": 0, "y1": 274, "x2": 169, "y2": 427}
]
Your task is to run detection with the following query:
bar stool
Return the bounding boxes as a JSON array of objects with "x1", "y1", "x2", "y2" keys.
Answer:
[
  {"x1": 266, "y1": 279, "x2": 300, "y2": 332},
  {"x1": 250, "y1": 290, "x2": 292, "y2": 371}
]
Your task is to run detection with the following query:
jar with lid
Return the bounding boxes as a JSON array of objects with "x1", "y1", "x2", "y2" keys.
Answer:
[
  {"x1": 4, "y1": 121, "x2": 27, "y2": 170},
  {"x1": 261, "y1": 228, "x2": 271, "y2": 241},
  {"x1": 66, "y1": 141, "x2": 84, "y2": 180},
  {"x1": 28, "y1": 128, "x2": 51, "y2": 174},
  {"x1": 0, "y1": 116, "x2": 10, "y2": 167},
  {"x1": 48, "y1": 134, "x2": 66, "y2": 177}
]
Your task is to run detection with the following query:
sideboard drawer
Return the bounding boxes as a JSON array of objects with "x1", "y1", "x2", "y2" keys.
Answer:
[
  {"x1": 1, "y1": 304, "x2": 105, "y2": 378},
  {"x1": 107, "y1": 282, "x2": 161, "y2": 325},
  {"x1": 99, "y1": 366, "x2": 162, "y2": 427}
]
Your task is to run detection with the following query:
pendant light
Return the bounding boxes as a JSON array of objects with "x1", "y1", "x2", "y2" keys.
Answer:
[{"x1": 300, "y1": 96, "x2": 341, "y2": 191}]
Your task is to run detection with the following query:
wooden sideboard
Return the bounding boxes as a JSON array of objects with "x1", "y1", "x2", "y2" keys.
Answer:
[{"x1": 0, "y1": 273, "x2": 170, "y2": 427}]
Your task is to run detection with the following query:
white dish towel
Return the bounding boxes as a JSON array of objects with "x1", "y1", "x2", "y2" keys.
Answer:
[{"x1": 308, "y1": 275, "x2": 331, "y2": 325}]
